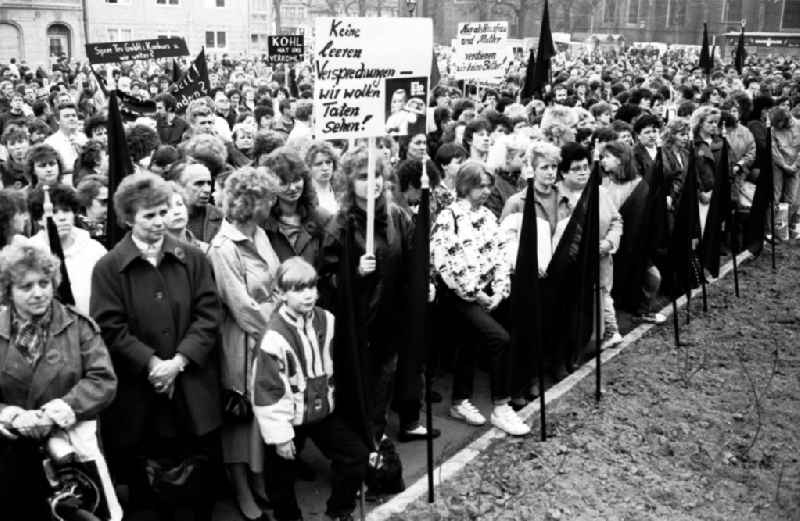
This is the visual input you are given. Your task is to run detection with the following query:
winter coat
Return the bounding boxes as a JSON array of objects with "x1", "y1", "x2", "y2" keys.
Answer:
[
  {"x1": 319, "y1": 201, "x2": 412, "y2": 356},
  {"x1": 0, "y1": 301, "x2": 117, "y2": 421},
  {"x1": 661, "y1": 145, "x2": 689, "y2": 208},
  {"x1": 208, "y1": 220, "x2": 280, "y2": 393},
  {"x1": 187, "y1": 203, "x2": 224, "y2": 244},
  {"x1": 90, "y1": 233, "x2": 222, "y2": 449}
]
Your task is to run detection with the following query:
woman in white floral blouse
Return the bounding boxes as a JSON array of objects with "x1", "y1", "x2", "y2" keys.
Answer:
[{"x1": 431, "y1": 161, "x2": 530, "y2": 437}]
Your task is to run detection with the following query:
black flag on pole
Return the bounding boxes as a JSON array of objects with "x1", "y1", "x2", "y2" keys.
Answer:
[
  {"x1": 699, "y1": 23, "x2": 713, "y2": 76},
  {"x1": 43, "y1": 187, "x2": 75, "y2": 306},
  {"x1": 701, "y1": 137, "x2": 731, "y2": 278},
  {"x1": 666, "y1": 146, "x2": 701, "y2": 298},
  {"x1": 744, "y1": 126, "x2": 774, "y2": 254},
  {"x1": 105, "y1": 92, "x2": 134, "y2": 249},
  {"x1": 173, "y1": 48, "x2": 210, "y2": 113},
  {"x1": 530, "y1": 0, "x2": 556, "y2": 99},
  {"x1": 520, "y1": 48, "x2": 536, "y2": 102},
  {"x1": 734, "y1": 23, "x2": 747, "y2": 74}
]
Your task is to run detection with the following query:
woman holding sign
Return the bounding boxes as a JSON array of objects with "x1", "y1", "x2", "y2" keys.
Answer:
[{"x1": 319, "y1": 146, "x2": 413, "y2": 446}]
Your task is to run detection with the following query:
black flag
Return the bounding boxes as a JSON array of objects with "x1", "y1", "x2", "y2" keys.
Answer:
[
  {"x1": 546, "y1": 161, "x2": 601, "y2": 371},
  {"x1": 106, "y1": 92, "x2": 134, "y2": 249},
  {"x1": 666, "y1": 146, "x2": 701, "y2": 298},
  {"x1": 734, "y1": 23, "x2": 747, "y2": 75},
  {"x1": 530, "y1": 0, "x2": 556, "y2": 98},
  {"x1": 744, "y1": 125, "x2": 774, "y2": 254},
  {"x1": 43, "y1": 187, "x2": 75, "y2": 306},
  {"x1": 701, "y1": 137, "x2": 731, "y2": 277},
  {"x1": 430, "y1": 50, "x2": 441, "y2": 90},
  {"x1": 699, "y1": 23, "x2": 713, "y2": 77},
  {"x1": 173, "y1": 48, "x2": 210, "y2": 113},
  {"x1": 612, "y1": 173, "x2": 652, "y2": 312},
  {"x1": 520, "y1": 48, "x2": 536, "y2": 102},
  {"x1": 171, "y1": 58, "x2": 183, "y2": 86}
]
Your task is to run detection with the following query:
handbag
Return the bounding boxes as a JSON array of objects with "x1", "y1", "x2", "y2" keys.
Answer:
[{"x1": 222, "y1": 247, "x2": 255, "y2": 423}]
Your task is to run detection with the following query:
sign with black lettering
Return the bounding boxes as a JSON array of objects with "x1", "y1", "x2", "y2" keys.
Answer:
[
  {"x1": 85, "y1": 37, "x2": 189, "y2": 64},
  {"x1": 268, "y1": 35, "x2": 305, "y2": 64},
  {"x1": 313, "y1": 17, "x2": 433, "y2": 139}
]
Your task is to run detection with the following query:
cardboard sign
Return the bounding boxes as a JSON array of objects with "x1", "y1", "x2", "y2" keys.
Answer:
[
  {"x1": 455, "y1": 22, "x2": 508, "y2": 47},
  {"x1": 173, "y1": 49, "x2": 210, "y2": 113},
  {"x1": 85, "y1": 37, "x2": 189, "y2": 64},
  {"x1": 268, "y1": 35, "x2": 305, "y2": 64},
  {"x1": 313, "y1": 17, "x2": 433, "y2": 139},
  {"x1": 452, "y1": 44, "x2": 513, "y2": 81},
  {"x1": 453, "y1": 21, "x2": 510, "y2": 81}
]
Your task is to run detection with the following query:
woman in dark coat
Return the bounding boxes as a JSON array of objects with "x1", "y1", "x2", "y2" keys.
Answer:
[
  {"x1": 262, "y1": 146, "x2": 331, "y2": 268},
  {"x1": 0, "y1": 237, "x2": 118, "y2": 521},
  {"x1": 318, "y1": 146, "x2": 413, "y2": 447},
  {"x1": 90, "y1": 171, "x2": 223, "y2": 521}
]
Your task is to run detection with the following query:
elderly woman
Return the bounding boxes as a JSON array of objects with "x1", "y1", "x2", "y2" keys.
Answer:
[
  {"x1": 0, "y1": 238, "x2": 118, "y2": 521},
  {"x1": 431, "y1": 160, "x2": 530, "y2": 437},
  {"x1": 90, "y1": 171, "x2": 222, "y2": 521},
  {"x1": 263, "y1": 147, "x2": 331, "y2": 267},
  {"x1": 305, "y1": 140, "x2": 340, "y2": 215},
  {"x1": 319, "y1": 146, "x2": 414, "y2": 446},
  {"x1": 719, "y1": 106, "x2": 757, "y2": 209},
  {"x1": 209, "y1": 167, "x2": 281, "y2": 521},
  {"x1": 164, "y1": 181, "x2": 209, "y2": 251},
  {"x1": 24, "y1": 143, "x2": 65, "y2": 189},
  {"x1": 76, "y1": 174, "x2": 108, "y2": 244},
  {"x1": 29, "y1": 185, "x2": 107, "y2": 315}
]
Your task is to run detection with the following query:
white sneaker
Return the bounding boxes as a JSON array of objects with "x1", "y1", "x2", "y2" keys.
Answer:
[
  {"x1": 601, "y1": 332, "x2": 623, "y2": 350},
  {"x1": 491, "y1": 404, "x2": 530, "y2": 436},
  {"x1": 449, "y1": 400, "x2": 487, "y2": 426}
]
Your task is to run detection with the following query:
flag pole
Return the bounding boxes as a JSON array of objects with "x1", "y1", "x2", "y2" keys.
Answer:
[
  {"x1": 365, "y1": 136, "x2": 376, "y2": 256},
  {"x1": 420, "y1": 158, "x2": 435, "y2": 503},
  {"x1": 722, "y1": 128, "x2": 740, "y2": 297},
  {"x1": 766, "y1": 118, "x2": 776, "y2": 270},
  {"x1": 592, "y1": 145, "x2": 602, "y2": 404}
]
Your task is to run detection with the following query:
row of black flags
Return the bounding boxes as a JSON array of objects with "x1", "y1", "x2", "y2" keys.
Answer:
[{"x1": 47, "y1": 8, "x2": 768, "y2": 509}]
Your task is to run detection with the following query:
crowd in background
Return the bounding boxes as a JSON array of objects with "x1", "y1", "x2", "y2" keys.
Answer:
[{"x1": 0, "y1": 42, "x2": 797, "y2": 521}]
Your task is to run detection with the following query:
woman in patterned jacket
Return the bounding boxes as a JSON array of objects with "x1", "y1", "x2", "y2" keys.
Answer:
[{"x1": 430, "y1": 160, "x2": 530, "y2": 437}]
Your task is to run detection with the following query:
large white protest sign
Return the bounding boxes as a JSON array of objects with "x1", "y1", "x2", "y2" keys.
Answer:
[
  {"x1": 313, "y1": 17, "x2": 432, "y2": 139},
  {"x1": 453, "y1": 21, "x2": 510, "y2": 81}
]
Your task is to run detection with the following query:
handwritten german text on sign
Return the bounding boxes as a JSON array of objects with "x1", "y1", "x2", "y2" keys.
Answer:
[
  {"x1": 313, "y1": 17, "x2": 433, "y2": 139},
  {"x1": 173, "y1": 49, "x2": 210, "y2": 113},
  {"x1": 85, "y1": 38, "x2": 189, "y2": 65},
  {"x1": 456, "y1": 22, "x2": 508, "y2": 47},
  {"x1": 268, "y1": 35, "x2": 305, "y2": 64}
]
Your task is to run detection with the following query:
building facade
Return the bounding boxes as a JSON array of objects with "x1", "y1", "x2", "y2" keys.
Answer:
[{"x1": 0, "y1": 0, "x2": 86, "y2": 65}]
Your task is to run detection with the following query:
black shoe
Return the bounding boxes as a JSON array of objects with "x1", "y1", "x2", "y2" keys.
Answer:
[
  {"x1": 398, "y1": 425, "x2": 441, "y2": 442},
  {"x1": 326, "y1": 514, "x2": 354, "y2": 521},
  {"x1": 510, "y1": 399, "x2": 527, "y2": 412}
]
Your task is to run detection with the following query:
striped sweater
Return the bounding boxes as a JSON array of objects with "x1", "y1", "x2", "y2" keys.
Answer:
[{"x1": 251, "y1": 304, "x2": 335, "y2": 445}]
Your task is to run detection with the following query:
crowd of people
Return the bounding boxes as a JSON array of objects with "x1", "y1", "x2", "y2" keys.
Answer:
[{"x1": 0, "y1": 39, "x2": 797, "y2": 521}]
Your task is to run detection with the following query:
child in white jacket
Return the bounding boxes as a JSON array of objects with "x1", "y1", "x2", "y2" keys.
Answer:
[{"x1": 251, "y1": 257, "x2": 368, "y2": 521}]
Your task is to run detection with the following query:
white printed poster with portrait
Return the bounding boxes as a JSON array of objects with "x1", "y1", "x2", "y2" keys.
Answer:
[
  {"x1": 313, "y1": 17, "x2": 433, "y2": 139},
  {"x1": 384, "y1": 76, "x2": 428, "y2": 137}
]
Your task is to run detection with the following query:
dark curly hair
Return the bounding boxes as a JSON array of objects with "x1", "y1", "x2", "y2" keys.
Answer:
[
  {"x1": 126, "y1": 124, "x2": 161, "y2": 163},
  {"x1": 74, "y1": 139, "x2": 105, "y2": 182},
  {"x1": 0, "y1": 189, "x2": 28, "y2": 248},
  {"x1": 252, "y1": 131, "x2": 286, "y2": 165},
  {"x1": 263, "y1": 147, "x2": 318, "y2": 221},
  {"x1": 23, "y1": 143, "x2": 64, "y2": 188}
]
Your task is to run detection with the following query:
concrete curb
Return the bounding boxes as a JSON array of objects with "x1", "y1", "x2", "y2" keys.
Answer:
[{"x1": 366, "y1": 250, "x2": 753, "y2": 520}]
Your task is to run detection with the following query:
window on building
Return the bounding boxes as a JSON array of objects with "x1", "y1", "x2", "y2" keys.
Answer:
[
  {"x1": 156, "y1": 0, "x2": 180, "y2": 5},
  {"x1": 725, "y1": 0, "x2": 743, "y2": 22},
  {"x1": 252, "y1": 0, "x2": 268, "y2": 12},
  {"x1": 206, "y1": 31, "x2": 215, "y2": 47},
  {"x1": 206, "y1": 31, "x2": 226, "y2": 48},
  {"x1": 627, "y1": 0, "x2": 640, "y2": 23},
  {"x1": 106, "y1": 0, "x2": 131, "y2": 4},
  {"x1": 217, "y1": 31, "x2": 226, "y2": 47},
  {"x1": 668, "y1": 0, "x2": 686, "y2": 27},
  {"x1": 216, "y1": 0, "x2": 225, "y2": 6},
  {"x1": 784, "y1": 0, "x2": 800, "y2": 29},
  {"x1": 604, "y1": 0, "x2": 615, "y2": 23}
]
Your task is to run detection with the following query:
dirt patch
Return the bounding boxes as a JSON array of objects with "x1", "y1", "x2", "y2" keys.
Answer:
[{"x1": 390, "y1": 246, "x2": 800, "y2": 521}]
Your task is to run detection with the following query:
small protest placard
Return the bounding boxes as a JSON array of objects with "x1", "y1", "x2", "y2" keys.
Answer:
[
  {"x1": 384, "y1": 76, "x2": 428, "y2": 137},
  {"x1": 455, "y1": 22, "x2": 508, "y2": 47},
  {"x1": 313, "y1": 17, "x2": 433, "y2": 139},
  {"x1": 268, "y1": 35, "x2": 305, "y2": 64},
  {"x1": 173, "y1": 49, "x2": 210, "y2": 113},
  {"x1": 85, "y1": 37, "x2": 189, "y2": 64}
]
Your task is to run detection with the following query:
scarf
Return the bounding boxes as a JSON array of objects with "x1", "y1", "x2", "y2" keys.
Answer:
[{"x1": 11, "y1": 304, "x2": 53, "y2": 366}]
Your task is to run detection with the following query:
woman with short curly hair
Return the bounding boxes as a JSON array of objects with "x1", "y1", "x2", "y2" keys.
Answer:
[
  {"x1": 0, "y1": 237, "x2": 118, "y2": 521},
  {"x1": 23, "y1": 143, "x2": 64, "y2": 188},
  {"x1": 208, "y1": 166, "x2": 281, "y2": 520},
  {"x1": 91, "y1": 170, "x2": 222, "y2": 521}
]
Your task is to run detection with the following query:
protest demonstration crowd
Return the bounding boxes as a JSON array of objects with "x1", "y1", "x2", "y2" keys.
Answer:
[{"x1": 0, "y1": 4, "x2": 798, "y2": 521}]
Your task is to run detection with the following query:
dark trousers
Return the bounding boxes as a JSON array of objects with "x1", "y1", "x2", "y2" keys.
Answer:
[
  {"x1": 444, "y1": 292, "x2": 511, "y2": 402},
  {"x1": 105, "y1": 431, "x2": 220, "y2": 521},
  {"x1": 267, "y1": 413, "x2": 369, "y2": 521},
  {"x1": 0, "y1": 438, "x2": 52, "y2": 521},
  {"x1": 367, "y1": 349, "x2": 397, "y2": 442}
]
